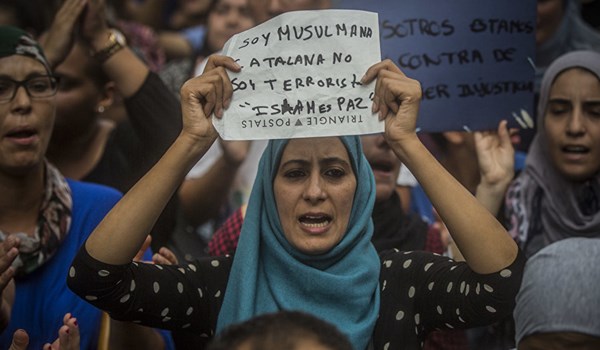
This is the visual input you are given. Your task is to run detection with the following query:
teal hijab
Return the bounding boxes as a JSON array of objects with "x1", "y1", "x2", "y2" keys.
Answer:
[{"x1": 217, "y1": 136, "x2": 381, "y2": 350}]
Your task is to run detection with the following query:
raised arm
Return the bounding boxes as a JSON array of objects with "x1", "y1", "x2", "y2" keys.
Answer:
[
  {"x1": 178, "y1": 139, "x2": 251, "y2": 227},
  {"x1": 473, "y1": 120, "x2": 515, "y2": 216},
  {"x1": 85, "y1": 55, "x2": 240, "y2": 265},
  {"x1": 81, "y1": 0, "x2": 148, "y2": 97},
  {"x1": 362, "y1": 60, "x2": 518, "y2": 274}
]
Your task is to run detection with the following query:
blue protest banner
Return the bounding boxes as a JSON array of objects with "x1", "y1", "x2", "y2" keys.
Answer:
[{"x1": 337, "y1": 0, "x2": 536, "y2": 132}]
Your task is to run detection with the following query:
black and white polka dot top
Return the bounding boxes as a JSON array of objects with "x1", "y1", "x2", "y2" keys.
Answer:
[{"x1": 68, "y1": 247, "x2": 525, "y2": 350}]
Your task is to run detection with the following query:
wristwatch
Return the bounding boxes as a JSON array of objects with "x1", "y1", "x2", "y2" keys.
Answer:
[{"x1": 91, "y1": 29, "x2": 126, "y2": 63}]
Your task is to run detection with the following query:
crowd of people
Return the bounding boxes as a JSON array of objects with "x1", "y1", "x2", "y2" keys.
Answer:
[{"x1": 0, "y1": 0, "x2": 598, "y2": 349}]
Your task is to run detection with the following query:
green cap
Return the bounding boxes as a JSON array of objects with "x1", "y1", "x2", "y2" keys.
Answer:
[{"x1": 0, "y1": 25, "x2": 51, "y2": 73}]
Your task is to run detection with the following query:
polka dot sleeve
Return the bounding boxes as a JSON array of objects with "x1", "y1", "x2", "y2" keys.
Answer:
[
  {"x1": 67, "y1": 245, "x2": 231, "y2": 335},
  {"x1": 373, "y1": 248, "x2": 526, "y2": 349}
]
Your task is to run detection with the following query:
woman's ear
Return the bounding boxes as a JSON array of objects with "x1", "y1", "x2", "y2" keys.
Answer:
[{"x1": 96, "y1": 81, "x2": 116, "y2": 113}]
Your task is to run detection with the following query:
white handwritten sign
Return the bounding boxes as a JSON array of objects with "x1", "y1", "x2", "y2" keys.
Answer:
[{"x1": 213, "y1": 10, "x2": 383, "y2": 140}]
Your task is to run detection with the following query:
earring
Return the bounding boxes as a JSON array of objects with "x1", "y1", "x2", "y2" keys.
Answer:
[{"x1": 97, "y1": 105, "x2": 105, "y2": 113}]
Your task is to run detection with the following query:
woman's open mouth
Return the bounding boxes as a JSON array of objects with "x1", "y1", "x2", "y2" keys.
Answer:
[
  {"x1": 299, "y1": 214, "x2": 332, "y2": 232},
  {"x1": 5, "y1": 128, "x2": 38, "y2": 145}
]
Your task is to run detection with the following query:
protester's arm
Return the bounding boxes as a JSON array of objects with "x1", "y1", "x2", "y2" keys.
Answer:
[
  {"x1": 82, "y1": 0, "x2": 148, "y2": 97},
  {"x1": 157, "y1": 32, "x2": 194, "y2": 60},
  {"x1": 102, "y1": 237, "x2": 174, "y2": 350},
  {"x1": 473, "y1": 121, "x2": 515, "y2": 216},
  {"x1": 85, "y1": 55, "x2": 240, "y2": 264},
  {"x1": 362, "y1": 60, "x2": 518, "y2": 274},
  {"x1": 40, "y1": 0, "x2": 148, "y2": 97},
  {"x1": 179, "y1": 140, "x2": 250, "y2": 227}
]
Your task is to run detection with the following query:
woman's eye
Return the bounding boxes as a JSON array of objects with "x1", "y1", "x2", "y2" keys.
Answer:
[
  {"x1": 589, "y1": 110, "x2": 600, "y2": 119},
  {"x1": 29, "y1": 80, "x2": 50, "y2": 92},
  {"x1": 548, "y1": 107, "x2": 568, "y2": 116},
  {"x1": 325, "y1": 168, "x2": 345, "y2": 178},
  {"x1": 214, "y1": 5, "x2": 229, "y2": 15},
  {"x1": 0, "y1": 80, "x2": 12, "y2": 94},
  {"x1": 586, "y1": 105, "x2": 600, "y2": 119},
  {"x1": 284, "y1": 169, "x2": 306, "y2": 178}
]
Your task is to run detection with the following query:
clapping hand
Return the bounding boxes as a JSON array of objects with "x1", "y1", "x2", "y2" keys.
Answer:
[
  {"x1": 9, "y1": 313, "x2": 79, "y2": 350},
  {"x1": 133, "y1": 235, "x2": 179, "y2": 265},
  {"x1": 38, "y1": 0, "x2": 88, "y2": 68},
  {"x1": 0, "y1": 236, "x2": 18, "y2": 331}
]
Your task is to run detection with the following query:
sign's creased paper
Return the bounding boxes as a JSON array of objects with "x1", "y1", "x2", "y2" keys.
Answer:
[{"x1": 214, "y1": 9, "x2": 383, "y2": 140}]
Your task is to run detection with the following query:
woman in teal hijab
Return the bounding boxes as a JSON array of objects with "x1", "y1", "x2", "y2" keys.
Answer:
[
  {"x1": 217, "y1": 136, "x2": 380, "y2": 348},
  {"x1": 67, "y1": 57, "x2": 526, "y2": 349}
]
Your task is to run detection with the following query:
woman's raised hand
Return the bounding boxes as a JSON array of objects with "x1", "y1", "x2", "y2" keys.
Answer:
[
  {"x1": 179, "y1": 55, "x2": 241, "y2": 143},
  {"x1": 361, "y1": 59, "x2": 422, "y2": 146},
  {"x1": 474, "y1": 120, "x2": 515, "y2": 190},
  {"x1": 38, "y1": 0, "x2": 88, "y2": 68},
  {"x1": 474, "y1": 120, "x2": 515, "y2": 215},
  {"x1": 80, "y1": 0, "x2": 110, "y2": 45}
]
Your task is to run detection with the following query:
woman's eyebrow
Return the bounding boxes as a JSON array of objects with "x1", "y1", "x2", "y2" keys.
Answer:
[
  {"x1": 279, "y1": 159, "x2": 310, "y2": 168},
  {"x1": 0, "y1": 71, "x2": 49, "y2": 80},
  {"x1": 320, "y1": 157, "x2": 351, "y2": 168},
  {"x1": 279, "y1": 157, "x2": 351, "y2": 168},
  {"x1": 583, "y1": 100, "x2": 600, "y2": 106},
  {"x1": 547, "y1": 98, "x2": 571, "y2": 105}
]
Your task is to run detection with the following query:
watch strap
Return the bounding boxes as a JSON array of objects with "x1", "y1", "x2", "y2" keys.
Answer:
[{"x1": 91, "y1": 30, "x2": 125, "y2": 63}]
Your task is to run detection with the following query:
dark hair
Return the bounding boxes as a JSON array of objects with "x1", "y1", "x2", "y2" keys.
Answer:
[
  {"x1": 208, "y1": 311, "x2": 353, "y2": 350},
  {"x1": 0, "y1": 0, "x2": 60, "y2": 35},
  {"x1": 198, "y1": 0, "x2": 222, "y2": 57}
]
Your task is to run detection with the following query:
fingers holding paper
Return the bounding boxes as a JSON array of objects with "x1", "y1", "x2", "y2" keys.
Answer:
[
  {"x1": 179, "y1": 55, "x2": 241, "y2": 142},
  {"x1": 362, "y1": 59, "x2": 422, "y2": 145}
]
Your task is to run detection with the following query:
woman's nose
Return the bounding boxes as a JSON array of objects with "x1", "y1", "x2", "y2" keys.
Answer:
[
  {"x1": 10, "y1": 85, "x2": 33, "y2": 114},
  {"x1": 303, "y1": 173, "x2": 326, "y2": 202},
  {"x1": 566, "y1": 108, "x2": 586, "y2": 136}
]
